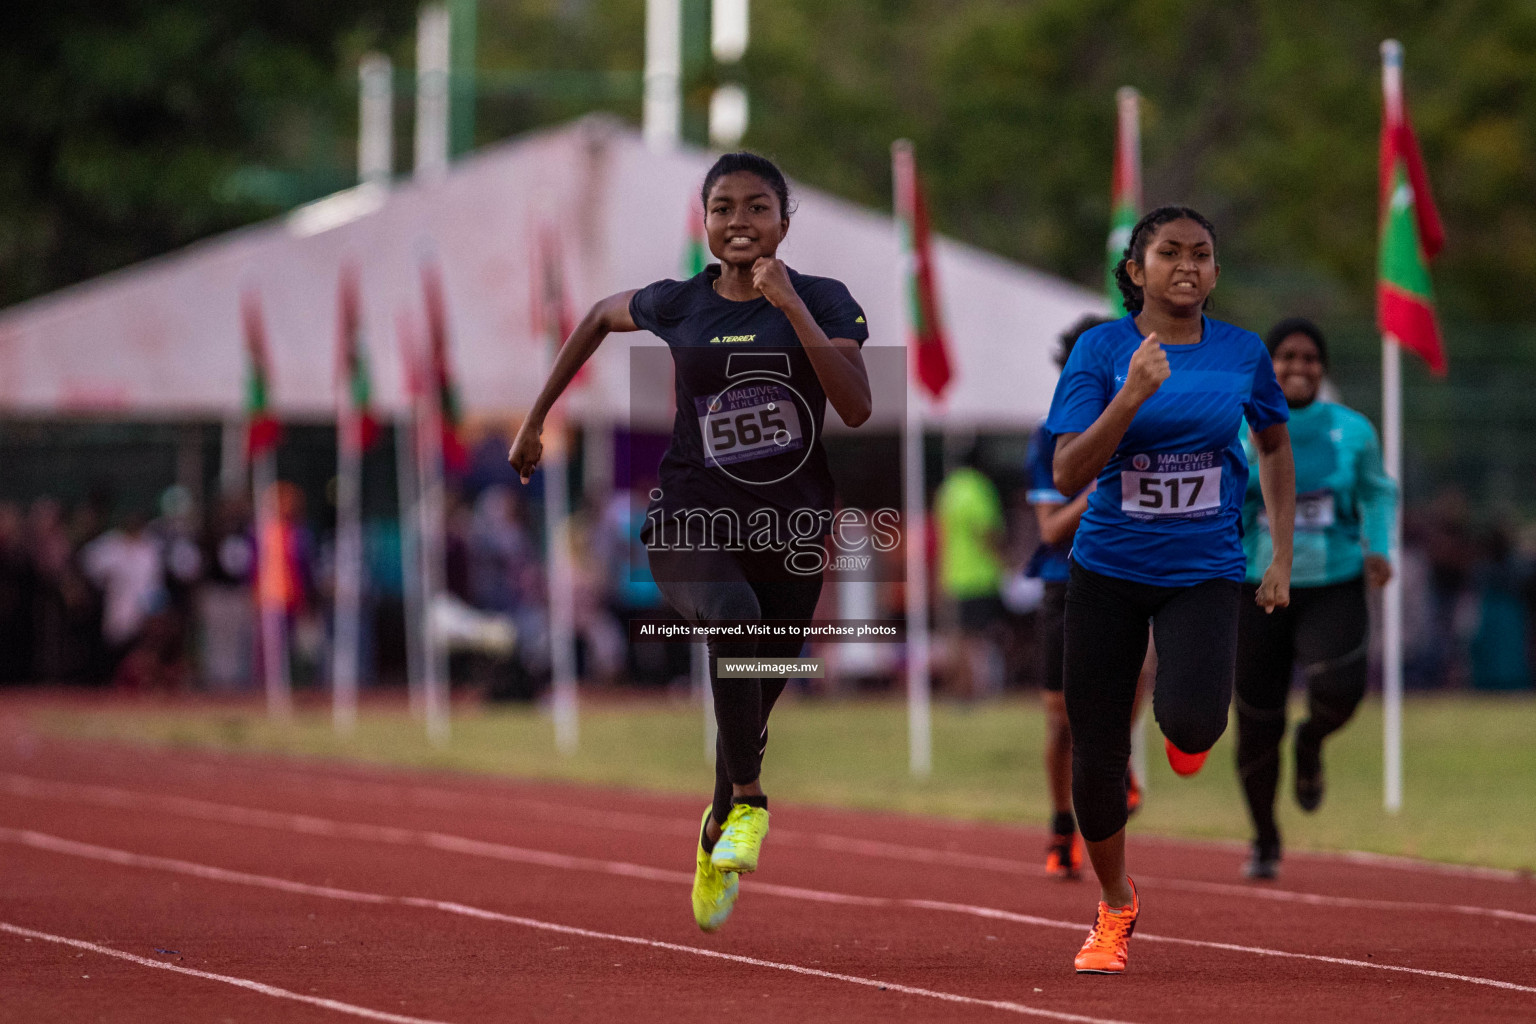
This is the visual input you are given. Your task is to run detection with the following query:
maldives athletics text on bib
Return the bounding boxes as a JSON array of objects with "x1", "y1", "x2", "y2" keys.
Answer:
[{"x1": 1120, "y1": 451, "x2": 1223, "y2": 521}]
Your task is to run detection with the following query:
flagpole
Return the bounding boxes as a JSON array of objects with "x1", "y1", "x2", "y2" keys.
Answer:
[
  {"x1": 395, "y1": 321, "x2": 427, "y2": 720},
  {"x1": 416, "y1": 368, "x2": 451, "y2": 747},
  {"x1": 1380, "y1": 39, "x2": 1406, "y2": 814},
  {"x1": 893, "y1": 139, "x2": 932, "y2": 779},
  {"x1": 543, "y1": 426, "x2": 580, "y2": 755},
  {"x1": 333, "y1": 406, "x2": 365, "y2": 735}
]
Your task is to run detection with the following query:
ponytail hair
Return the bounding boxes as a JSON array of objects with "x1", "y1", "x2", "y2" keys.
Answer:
[{"x1": 1113, "y1": 205, "x2": 1218, "y2": 313}]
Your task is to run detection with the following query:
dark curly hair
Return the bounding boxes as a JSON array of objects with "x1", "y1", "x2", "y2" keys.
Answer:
[
  {"x1": 700, "y1": 152, "x2": 795, "y2": 220},
  {"x1": 1265, "y1": 317, "x2": 1330, "y2": 369},
  {"x1": 1112, "y1": 205, "x2": 1218, "y2": 313},
  {"x1": 1057, "y1": 314, "x2": 1115, "y2": 368}
]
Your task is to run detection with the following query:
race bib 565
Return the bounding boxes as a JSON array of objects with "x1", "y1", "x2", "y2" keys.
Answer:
[{"x1": 696, "y1": 383, "x2": 805, "y2": 467}]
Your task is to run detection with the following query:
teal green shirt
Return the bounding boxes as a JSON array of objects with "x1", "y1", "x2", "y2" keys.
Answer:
[{"x1": 1242, "y1": 401, "x2": 1398, "y2": 587}]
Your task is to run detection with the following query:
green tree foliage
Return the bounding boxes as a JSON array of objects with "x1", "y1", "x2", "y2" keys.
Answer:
[
  {"x1": 745, "y1": 0, "x2": 1536, "y2": 326},
  {"x1": 0, "y1": 1, "x2": 416, "y2": 308},
  {"x1": 6, "y1": 0, "x2": 1536, "y2": 333}
]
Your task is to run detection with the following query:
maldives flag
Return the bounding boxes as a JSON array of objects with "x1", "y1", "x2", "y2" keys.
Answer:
[
  {"x1": 1378, "y1": 42, "x2": 1446, "y2": 375},
  {"x1": 240, "y1": 289, "x2": 282, "y2": 457},
  {"x1": 1106, "y1": 87, "x2": 1142, "y2": 317},
  {"x1": 534, "y1": 226, "x2": 586, "y2": 386},
  {"x1": 683, "y1": 201, "x2": 708, "y2": 277},
  {"x1": 420, "y1": 262, "x2": 469, "y2": 474},
  {"x1": 893, "y1": 141, "x2": 953, "y2": 400},
  {"x1": 336, "y1": 265, "x2": 381, "y2": 452}
]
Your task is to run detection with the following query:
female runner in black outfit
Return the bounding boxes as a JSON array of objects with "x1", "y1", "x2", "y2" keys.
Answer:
[{"x1": 509, "y1": 153, "x2": 872, "y2": 933}]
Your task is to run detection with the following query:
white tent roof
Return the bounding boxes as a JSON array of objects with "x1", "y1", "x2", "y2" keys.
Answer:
[{"x1": 0, "y1": 116, "x2": 1104, "y2": 429}]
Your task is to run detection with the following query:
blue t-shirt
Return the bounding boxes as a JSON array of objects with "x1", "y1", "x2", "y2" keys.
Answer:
[
  {"x1": 629, "y1": 265, "x2": 868, "y2": 538},
  {"x1": 1024, "y1": 422, "x2": 1074, "y2": 583},
  {"x1": 1043, "y1": 315, "x2": 1289, "y2": 586}
]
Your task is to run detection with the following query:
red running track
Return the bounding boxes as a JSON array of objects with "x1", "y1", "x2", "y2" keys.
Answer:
[{"x1": 2, "y1": 720, "x2": 1534, "y2": 1023}]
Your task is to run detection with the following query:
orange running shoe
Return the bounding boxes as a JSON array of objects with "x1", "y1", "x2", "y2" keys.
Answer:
[
  {"x1": 1125, "y1": 769, "x2": 1143, "y2": 816},
  {"x1": 1073, "y1": 878, "x2": 1139, "y2": 974},
  {"x1": 1164, "y1": 737, "x2": 1208, "y2": 777},
  {"x1": 1045, "y1": 832, "x2": 1084, "y2": 880}
]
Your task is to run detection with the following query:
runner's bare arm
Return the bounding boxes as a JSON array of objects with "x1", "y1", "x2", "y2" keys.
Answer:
[
  {"x1": 752, "y1": 258, "x2": 871, "y2": 427},
  {"x1": 509, "y1": 290, "x2": 639, "y2": 483},
  {"x1": 1052, "y1": 333, "x2": 1168, "y2": 494},
  {"x1": 1253, "y1": 421, "x2": 1295, "y2": 612},
  {"x1": 1034, "y1": 488, "x2": 1093, "y2": 547}
]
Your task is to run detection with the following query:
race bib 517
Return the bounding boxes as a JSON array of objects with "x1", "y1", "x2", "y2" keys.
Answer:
[{"x1": 1121, "y1": 451, "x2": 1222, "y2": 520}]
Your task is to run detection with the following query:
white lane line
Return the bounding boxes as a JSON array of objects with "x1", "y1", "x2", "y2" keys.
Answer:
[
  {"x1": 0, "y1": 921, "x2": 456, "y2": 1024},
  {"x1": 0, "y1": 831, "x2": 1137, "y2": 1024},
  {"x1": 5, "y1": 826, "x2": 1534, "y2": 997},
  {"x1": 6, "y1": 771, "x2": 1533, "y2": 926}
]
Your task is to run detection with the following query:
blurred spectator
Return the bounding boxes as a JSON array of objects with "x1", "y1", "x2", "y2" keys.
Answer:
[
  {"x1": 80, "y1": 511, "x2": 167, "y2": 687},
  {"x1": 1470, "y1": 522, "x2": 1532, "y2": 691},
  {"x1": 933, "y1": 448, "x2": 1007, "y2": 698},
  {"x1": 468, "y1": 486, "x2": 535, "y2": 615},
  {"x1": 1422, "y1": 489, "x2": 1479, "y2": 687},
  {"x1": 597, "y1": 488, "x2": 682, "y2": 688},
  {"x1": 199, "y1": 495, "x2": 256, "y2": 691},
  {"x1": 27, "y1": 497, "x2": 101, "y2": 683},
  {"x1": 0, "y1": 502, "x2": 35, "y2": 684}
]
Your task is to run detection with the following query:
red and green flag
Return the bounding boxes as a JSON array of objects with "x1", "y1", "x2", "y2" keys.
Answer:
[
  {"x1": 1106, "y1": 87, "x2": 1142, "y2": 317},
  {"x1": 1378, "y1": 43, "x2": 1446, "y2": 375},
  {"x1": 893, "y1": 141, "x2": 953, "y2": 400},
  {"x1": 241, "y1": 289, "x2": 282, "y2": 457},
  {"x1": 420, "y1": 261, "x2": 469, "y2": 474},
  {"x1": 534, "y1": 226, "x2": 586, "y2": 386},
  {"x1": 683, "y1": 201, "x2": 707, "y2": 277},
  {"x1": 337, "y1": 265, "x2": 381, "y2": 452}
]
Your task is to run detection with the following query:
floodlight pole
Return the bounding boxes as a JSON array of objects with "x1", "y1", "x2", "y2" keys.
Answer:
[{"x1": 644, "y1": 0, "x2": 682, "y2": 150}]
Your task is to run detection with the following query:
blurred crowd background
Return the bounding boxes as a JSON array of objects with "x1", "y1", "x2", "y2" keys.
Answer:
[{"x1": 2, "y1": 423, "x2": 1531, "y2": 697}]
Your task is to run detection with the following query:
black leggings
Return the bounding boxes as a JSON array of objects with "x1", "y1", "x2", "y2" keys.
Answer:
[
  {"x1": 1234, "y1": 577, "x2": 1369, "y2": 848},
  {"x1": 1064, "y1": 561, "x2": 1240, "y2": 842},
  {"x1": 646, "y1": 545, "x2": 823, "y2": 828}
]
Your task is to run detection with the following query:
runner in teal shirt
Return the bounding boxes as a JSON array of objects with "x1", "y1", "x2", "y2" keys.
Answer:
[{"x1": 1233, "y1": 318, "x2": 1398, "y2": 881}]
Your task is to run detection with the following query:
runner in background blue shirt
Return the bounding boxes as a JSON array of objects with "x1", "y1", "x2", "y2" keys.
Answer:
[
  {"x1": 1233, "y1": 318, "x2": 1398, "y2": 881},
  {"x1": 1044, "y1": 206, "x2": 1296, "y2": 976},
  {"x1": 1026, "y1": 315, "x2": 1148, "y2": 881}
]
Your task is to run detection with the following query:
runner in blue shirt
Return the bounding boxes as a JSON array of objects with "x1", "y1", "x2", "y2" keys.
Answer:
[
  {"x1": 1233, "y1": 318, "x2": 1398, "y2": 880},
  {"x1": 509, "y1": 153, "x2": 872, "y2": 935},
  {"x1": 1044, "y1": 206, "x2": 1296, "y2": 974}
]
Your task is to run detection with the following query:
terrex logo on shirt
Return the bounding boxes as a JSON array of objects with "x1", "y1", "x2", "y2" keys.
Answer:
[{"x1": 710, "y1": 334, "x2": 757, "y2": 344}]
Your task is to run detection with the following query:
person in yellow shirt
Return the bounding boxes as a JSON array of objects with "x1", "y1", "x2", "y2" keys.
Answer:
[{"x1": 935, "y1": 447, "x2": 1006, "y2": 698}]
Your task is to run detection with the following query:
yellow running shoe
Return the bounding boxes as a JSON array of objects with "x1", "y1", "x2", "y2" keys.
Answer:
[
  {"x1": 692, "y1": 807, "x2": 739, "y2": 932},
  {"x1": 710, "y1": 803, "x2": 770, "y2": 873}
]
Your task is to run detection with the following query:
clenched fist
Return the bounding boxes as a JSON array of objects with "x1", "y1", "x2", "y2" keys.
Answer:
[{"x1": 1125, "y1": 332, "x2": 1171, "y2": 402}]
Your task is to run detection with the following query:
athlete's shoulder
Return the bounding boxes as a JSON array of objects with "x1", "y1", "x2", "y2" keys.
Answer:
[
  {"x1": 787, "y1": 267, "x2": 855, "y2": 301},
  {"x1": 1067, "y1": 316, "x2": 1134, "y2": 365},
  {"x1": 1206, "y1": 316, "x2": 1265, "y2": 349},
  {"x1": 1323, "y1": 401, "x2": 1381, "y2": 439},
  {"x1": 631, "y1": 274, "x2": 705, "y2": 325},
  {"x1": 787, "y1": 268, "x2": 868, "y2": 335}
]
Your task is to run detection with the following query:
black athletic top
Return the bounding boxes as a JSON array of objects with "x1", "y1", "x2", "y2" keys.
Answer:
[{"x1": 630, "y1": 264, "x2": 868, "y2": 543}]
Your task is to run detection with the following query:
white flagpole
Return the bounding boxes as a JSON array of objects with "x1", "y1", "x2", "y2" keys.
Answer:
[
  {"x1": 253, "y1": 451, "x2": 293, "y2": 721},
  {"x1": 643, "y1": 0, "x2": 682, "y2": 151},
  {"x1": 332, "y1": 410, "x2": 364, "y2": 735},
  {"x1": 395, "y1": 404, "x2": 426, "y2": 719},
  {"x1": 416, "y1": 378, "x2": 451, "y2": 746},
  {"x1": 543, "y1": 426, "x2": 580, "y2": 755},
  {"x1": 1381, "y1": 39, "x2": 1405, "y2": 813},
  {"x1": 893, "y1": 140, "x2": 932, "y2": 778}
]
